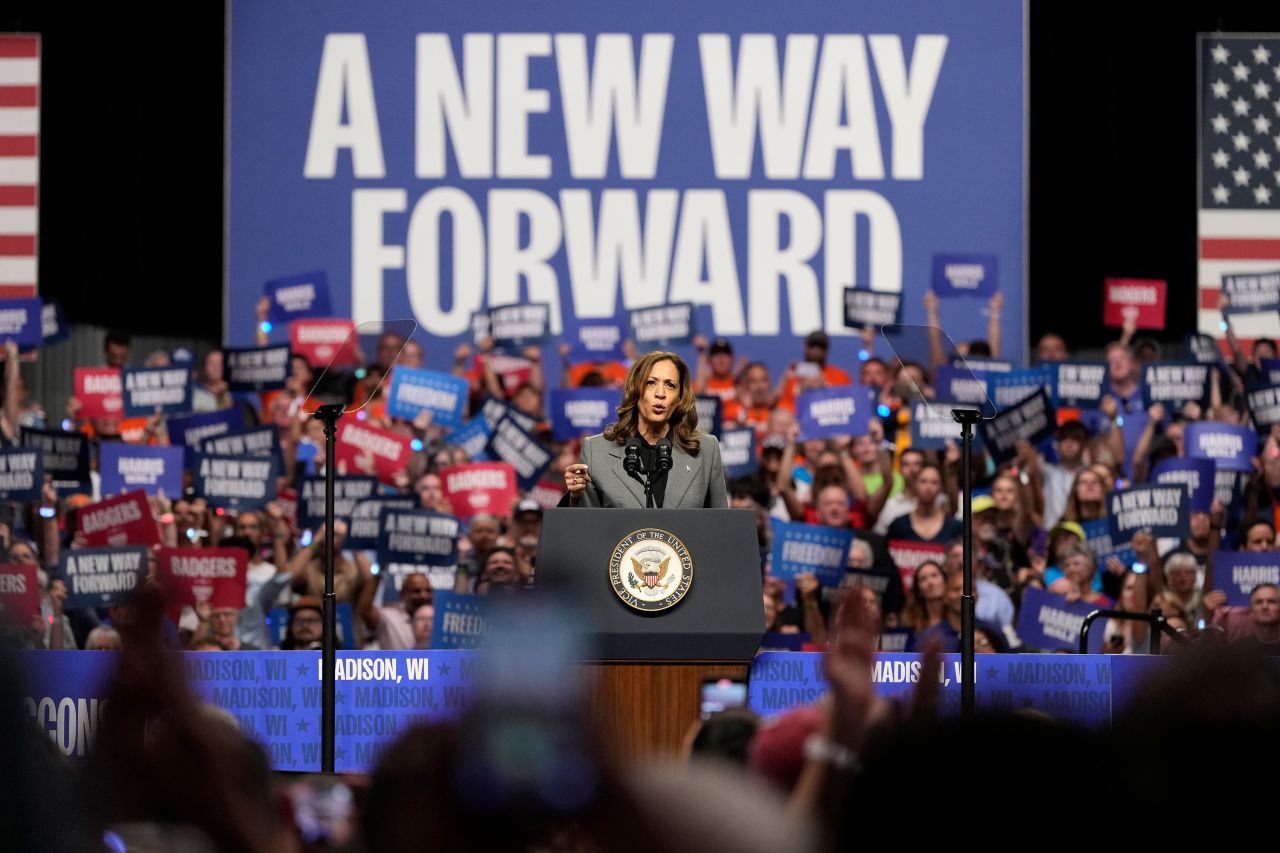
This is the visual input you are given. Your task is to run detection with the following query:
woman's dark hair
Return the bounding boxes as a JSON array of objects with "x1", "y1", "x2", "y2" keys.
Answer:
[{"x1": 603, "y1": 351, "x2": 702, "y2": 454}]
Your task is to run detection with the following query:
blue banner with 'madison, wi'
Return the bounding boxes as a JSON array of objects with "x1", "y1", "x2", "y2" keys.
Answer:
[{"x1": 227, "y1": 0, "x2": 1026, "y2": 378}]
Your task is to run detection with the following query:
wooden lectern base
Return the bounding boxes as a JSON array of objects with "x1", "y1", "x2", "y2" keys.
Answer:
[{"x1": 584, "y1": 661, "x2": 750, "y2": 765}]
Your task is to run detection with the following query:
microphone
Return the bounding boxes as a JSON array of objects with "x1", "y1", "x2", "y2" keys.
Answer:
[
  {"x1": 623, "y1": 435, "x2": 643, "y2": 477},
  {"x1": 655, "y1": 437, "x2": 673, "y2": 474}
]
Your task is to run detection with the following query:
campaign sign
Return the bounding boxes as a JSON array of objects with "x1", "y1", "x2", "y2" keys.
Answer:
[
  {"x1": 446, "y1": 416, "x2": 492, "y2": 461},
  {"x1": 931, "y1": 253, "x2": 997, "y2": 297},
  {"x1": 1215, "y1": 551, "x2": 1280, "y2": 608},
  {"x1": 385, "y1": 367, "x2": 469, "y2": 428},
  {"x1": 549, "y1": 387, "x2": 622, "y2": 441},
  {"x1": 629, "y1": 302, "x2": 695, "y2": 349},
  {"x1": 0, "y1": 446, "x2": 41, "y2": 501},
  {"x1": 1260, "y1": 359, "x2": 1280, "y2": 387},
  {"x1": 770, "y1": 520, "x2": 854, "y2": 588},
  {"x1": 121, "y1": 366, "x2": 193, "y2": 417},
  {"x1": 1103, "y1": 278, "x2": 1166, "y2": 329},
  {"x1": 22, "y1": 428, "x2": 90, "y2": 495},
  {"x1": 528, "y1": 479, "x2": 565, "y2": 509},
  {"x1": 195, "y1": 454, "x2": 277, "y2": 511},
  {"x1": 955, "y1": 357, "x2": 1014, "y2": 374},
  {"x1": 979, "y1": 388, "x2": 1055, "y2": 465},
  {"x1": 59, "y1": 546, "x2": 149, "y2": 610},
  {"x1": 77, "y1": 490, "x2": 160, "y2": 548},
  {"x1": 796, "y1": 386, "x2": 873, "y2": 440},
  {"x1": 441, "y1": 462, "x2": 518, "y2": 520},
  {"x1": 431, "y1": 592, "x2": 492, "y2": 650},
  {"x1": 1054, "y1": 362, "x2": 1109, "y2": 409},
  {"x1": 910, "y1": 401, "x2": 962, "y2": 449},
  {"x1": 1150, "y1": 457, "x2": 1215, "y2": 513},
  {"x1": 988, "y1": 366, "x2": 1055, "y2": 409},
  {"x1": 1106, "y1": 484, "x2": 1190, "y2": 541},
  {"x1": 484, "y1": 415, "x2": 553, "y2": 491},
  {"x1": 1246, "y1": 385, "x2": 1280, "y2": 434},
  {"x1": 0, "y1": 297, "x2": 43, "y2": 348},
  {"x1": 933, "y1": 365, "x2": 990, "y2": 406},
  {"x1": 1140, "y1": 362, "x2": 1211, "y2": 409},
  {"x1": 479, "y1": 395, "x2": 536, "y2": 433},
  {"x1": 224, "y1": 346, "x2": 290, "y2": 392},
  {"x1": 202, "y1": 426, "x2": 282, "y2": 464},
  {"x1": 297, "y1": 475, "x2": 379, "y2": 531},
  {"x1": 40, "y1": 299, "x2": 69, "y2": 346},
  {"x1": 695, "y1": 394, "x2": 722, "y2": 437},
  {"x1": 842, "y1": 288, "x2": 902, "y2": 327},
  {"x1": 0, "y1": 563, "x2": 38, "y2": 625},
  {"x1": 158, "y1": 547, "x2": 249, "y2": 608},
  {"x1": 1185, "y1": 422, "x2": 1256, "y2": 472},
  {"x1": 376, "y1": 508, "x2": 460, "y2": 597},
  {"x1": 168, "y1": 408, "x2": 247, "y2": 466},
  {"x1": 1016, "y1": 587, "x2": 1107, "y2": 653},
  {"x1": 1080, "y1": 519, "x2": 1136, "y2": 572},
  {"x1": 264, "y1": 270, "x2": 332, "y2": 324},
  {"x1": 720, "y1": 427, "x2": 758, "y2": 479},
  {"x1": 1221, "y1": 270, "x2": 1280, "y2": 316},
  {"x1": 345, "y1": 496, "x2": 417, "y2": 551},
  {"x1": 887, "y1": 540, "x2": 947, "y2": 590},
  {"x1": 488, "y1": 302, "x2": 553, "y2": 349},
  {"x1": 335, "y1": 420, "x2": 414, "y2": 484},
  {"x1": 74, "y1": 367, "x2": 123, "y2": 420},
  {"x1": 566, "y1": 318, "x2": 627, "y2": 362},
  {"x1": 291, "y1": 318, "x2": 356, "y2": 368},
  {"x1": 483, "y1": 352, "x2": 534, "y2": 395},
  {"x1": 99, "y1": 443, "x2": 183, "y2": 499},
  {"x1": 1186, "y1": 333, "x2": 1228, "y2": 368}
]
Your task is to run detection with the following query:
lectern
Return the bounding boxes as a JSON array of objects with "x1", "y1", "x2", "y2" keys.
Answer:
[{"x1": 536, "y1": 508, "x2": 763, "y2": 763}]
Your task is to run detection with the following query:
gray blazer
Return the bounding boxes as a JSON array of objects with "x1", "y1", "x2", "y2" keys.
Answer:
[{"x1": 576, "y1": 432, "x2": 729, "y2": 509}]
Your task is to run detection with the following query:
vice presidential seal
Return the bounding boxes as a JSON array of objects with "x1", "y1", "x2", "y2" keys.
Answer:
[{"x1": 610, "y1": 528, "x2": 693, "y2": 612}]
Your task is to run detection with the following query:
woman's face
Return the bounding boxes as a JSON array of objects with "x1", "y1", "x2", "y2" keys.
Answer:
[
  {"x1": 1064, "y1": 553, "x2": 1093, "y2": 585},
  {"x1": 915, "y1": 468, "x2": 942, "y2": 504},
  {"x1": 916, "y1": 564, "x2": 946, "y2": 600},
  {"x1": 992, "y1": 476, "x2": 1018, "y2": 511},
  {"x1": 1074, "y1": 471, "x2": 1105, "y2": 504},
  {"x1": 639, "y1": 359, "x2": 679, "y2": 428}
]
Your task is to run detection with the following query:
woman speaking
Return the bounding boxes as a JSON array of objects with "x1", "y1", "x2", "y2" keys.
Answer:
[{"x1": 565, "y1": 351, "x2": 728, "y2": 509}]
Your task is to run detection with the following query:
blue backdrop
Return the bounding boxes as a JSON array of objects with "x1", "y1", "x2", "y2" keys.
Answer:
[{"x1": 227, "y1": 0, "x2": 1027, "y2": 377}]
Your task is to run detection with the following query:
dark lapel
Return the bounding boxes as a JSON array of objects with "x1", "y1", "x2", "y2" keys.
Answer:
[
  {"x1": 607, "y1": 444, "x2": 649, "y2": 507},
  {"x1": 666, "y1": 442, "x2": 698, "y2": 508}
]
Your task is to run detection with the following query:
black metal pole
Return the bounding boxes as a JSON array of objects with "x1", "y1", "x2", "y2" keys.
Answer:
[
  {"x1": 314, "y1": 403, "x2": 345, "y2": 773},
  {"x1": 953, "y1": 408, "x2": 981, "y2": 719}
]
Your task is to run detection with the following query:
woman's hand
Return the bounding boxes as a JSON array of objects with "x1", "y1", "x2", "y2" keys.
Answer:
[{"x1": 565, "y1": 463, "x2": 592, "y2": 497}]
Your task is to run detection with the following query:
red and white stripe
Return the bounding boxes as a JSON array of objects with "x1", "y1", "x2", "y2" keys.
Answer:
[
  {"x1": 1198, "y1": 210, "x2": 1280, "y2": 347},
  {"x1": 0, "y1": 35, "x2": 38, "y2": 300}
]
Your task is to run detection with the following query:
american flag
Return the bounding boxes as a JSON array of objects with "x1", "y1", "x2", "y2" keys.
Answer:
[
  {"x1": 1199, "y1": 35, "x2": 1280, "y2": 348},
  {"x1": 0, "y1": 35, "x2": 38, "y2": 300}
]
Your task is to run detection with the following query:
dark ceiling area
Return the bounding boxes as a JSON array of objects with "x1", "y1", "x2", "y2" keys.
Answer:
[{"x1": 2, "y1": 1, "x2": 1275, "y2": 348}]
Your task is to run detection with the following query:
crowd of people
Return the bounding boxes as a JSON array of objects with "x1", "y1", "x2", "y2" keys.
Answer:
[{"x1": 4, "y1": 289, "x2": 1280, "y2": 657}]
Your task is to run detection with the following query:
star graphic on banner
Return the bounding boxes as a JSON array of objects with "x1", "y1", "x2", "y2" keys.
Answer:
[
  {"x1": 296, "y1": 718, "x2": 310, "y2": 733},
  {"x1": 1211, "y1": 148, "x2": 1230, "y2": 168},
  {"x1": 335, "y1": 691, "x2": 346, "y2": 705},
  {"x1": 1256, "y1": 80, "x2": 1273, "y2": 100},
  {"x1": 1211, "y1": 79, "x2": 1229, "y2": 99},
  {"x1": 1212, "y1": 43, "x2": 1229, "y2": 64},
  {"x1": 985, "y1": 667, "x2": 1000, "y2": 682},
  {"x1": 1212, "y1": 183, "x2": 1231, "y2": 204},
  {"x1": 1212, "y1": 114, "x2": 1230, "y2": 133},
  {"x1": 295, "y1": 663, "x2": 309, "y2": 677},
  {"x1": 1255, "y1": 185, "x2": 1273, "y2": 204},
  {"x1": 437, "y1": 661, "x2": 451, "y2": 677},
  {"x1": 1234, "y1": 131, "x2": 1252, "y2": 151},
  {"x1": 1233, "y1": 96, "x2": 1251, "y2": 117},
  {"x1": 1256, "y1": 150, "x2": 1273, "y2": 169},
  {"x1": 1021, "y1": 694, "x2": 1036, "y2": 708},
  {"x1": 1254, "y1": 44, "x2": 1273, "y2": 65},
  {"x1": 1234, "y1": 166, "x2": 1252, "y2": 186},
  {"x1": 335, "y1": 747, "x2": 347, "y2": 761},
  {"x1": 1256, "y1": 116, "x2": 1274, "y2": 135},
  {"x1": 1233, "y1": 61, "x2": 1251, "y2": 82}
]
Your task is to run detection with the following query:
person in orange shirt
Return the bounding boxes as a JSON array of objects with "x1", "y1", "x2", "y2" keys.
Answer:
[
  {"x1": 694, "y1": 336, "x2": 742, "y2": 404},
  {"x1": 775, "y1": 330, "x2": 853, "y2": 412},
  {"x1": 722, "y1": 361, "x2": 773, "y2": 433}
]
